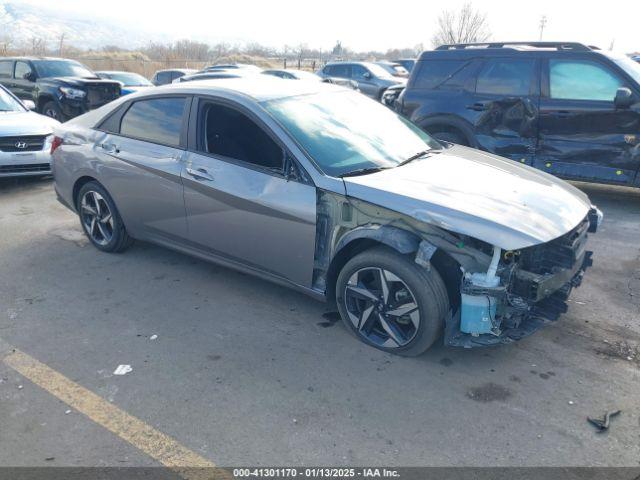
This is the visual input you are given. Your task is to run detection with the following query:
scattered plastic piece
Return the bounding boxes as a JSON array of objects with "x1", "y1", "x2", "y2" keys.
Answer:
[
  {"x1": 113, "y1": 365, "x2": 133, "y2": 376},
  {"x1": 588, "y1": 410, "x2": 621, "y2": 433},
  {"x1": 65, "y1": 409, "x2": 71, "y2": 415},
  {"x1": 17, "y1": 385, "x2": 23, "y2": 390},
  {"x1": 150, "y1": 334, "x2": 158, "y2": 340}
]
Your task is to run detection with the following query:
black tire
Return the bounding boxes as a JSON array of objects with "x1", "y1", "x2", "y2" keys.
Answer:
[
  {"x1": 42, "y1": 101, "x2": 66, "y2": 122},
  {"x1": 336, "y1": 246, "x2": 449, "y2": 356},
  {"x1": 76, "y1": 181, "x2": 133, "y2": 253},
  {"x1": 430, "y1": 130, "x2": 469, "y2": 146}
]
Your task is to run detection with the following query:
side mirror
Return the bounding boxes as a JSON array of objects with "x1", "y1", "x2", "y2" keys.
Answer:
[
  {"x1": 614, "y1": 87, "x2": 634, "y2": 109},
  {"x1": 24, "y1": 72, "x2": 36, "y2": 82},
  {"x1": 22, "y1": 99, "x2": 36, "y2": 110},
  {"x1": 363, "y1": 72, "x2": 372, "y2": 80}
]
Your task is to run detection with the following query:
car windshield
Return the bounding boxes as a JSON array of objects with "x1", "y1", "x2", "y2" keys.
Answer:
[
  {"x1": 34, "y1": 60, "x2": 96, "y2": 79},
  {"x1": 0, "y1": 87, "x2": 25, "y2": 112},
  {"x1": 263, "y1": 90, "x2": 441, "y2": 177},
  {"x1": 292, "y1": 70, "x2": 321, "y2": 80},
  {"x1": 366, "y1": 63, "x2": 395, "y2": 78},
  {"x1": 609, "y1": 54, "x2": 640, "y2": 85},
  {"x1": 104, "y1": 72, "x2": 152, "y2": 86}
]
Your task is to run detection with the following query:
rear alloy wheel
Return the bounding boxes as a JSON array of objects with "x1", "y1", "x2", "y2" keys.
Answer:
[
  {"x1": 77, "y1": 181, "x2": 133, "y2": 253},
  {"x1": 336, "y1": 246, "x2": 449, "y2": 356}
]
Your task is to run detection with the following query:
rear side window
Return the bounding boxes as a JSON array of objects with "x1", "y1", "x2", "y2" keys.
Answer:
[
  {"x1": 155, "y1": 72, "x2": 170, "y2": 85},
  {"x1": 328, "y1": 64, "x2": 350, "y2": 78},
  {"x1": 0, "y1": 60, "x2": 12, "y2": 78},
  {"x1": 14, "y1": 61, "x2": 33, "y2": 80},
  {"x1": 549, "y1": 60, "x2": 623, "y2": 101},
  {"x1": 476, "y1": 59, "x2": 535, "y2": 96},
  {"x1": 120, "y1": 97, "x2": 187, "y2": 146},
  {"x1": 412, "y1": 60, "x2": 467, "y2": 89}
]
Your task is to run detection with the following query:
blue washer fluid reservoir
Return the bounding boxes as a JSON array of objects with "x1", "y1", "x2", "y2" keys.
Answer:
[{"x1": 460, "y1": 292, "x2": 498, "y2": 335}]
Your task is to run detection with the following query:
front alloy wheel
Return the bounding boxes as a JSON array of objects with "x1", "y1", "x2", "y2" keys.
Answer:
[
  {"x1": 336, "y1": 246, "x2": 449, "y2": 356},
  {"x1": 344, "y1": 267, "x2": 420, "y2": 348}
]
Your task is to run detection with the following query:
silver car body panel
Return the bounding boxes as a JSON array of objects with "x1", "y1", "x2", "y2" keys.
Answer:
[
  {"x1": 0, "y1": 110, "x2": 58, "y2": 177},
  {"x1": 343, "y1": 145, "x2": 591, "y2": 250}
]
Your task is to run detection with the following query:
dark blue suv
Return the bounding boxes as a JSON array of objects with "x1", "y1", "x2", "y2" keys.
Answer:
[{"x1": 397, "y1": 42, "x2": 640, "y2": 187}]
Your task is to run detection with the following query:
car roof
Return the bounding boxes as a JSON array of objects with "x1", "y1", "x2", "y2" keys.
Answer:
[
  {"x1": 155, "y1": 68, "x2": 197, "y2": 74},
  {"x1": 153, "y1": 76, "x2": 343, "y2": 101},
  {"x1": 420, "y1": 42, "x2": 602, "y2": 60},
  {"x1": 2, "y1": 56, "x2": 80, "y2": 62}
]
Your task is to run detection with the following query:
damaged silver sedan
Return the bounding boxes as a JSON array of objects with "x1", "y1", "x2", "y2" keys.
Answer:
[{"x1": 52, "y1": 78, "x2": 602, "y2": 355}]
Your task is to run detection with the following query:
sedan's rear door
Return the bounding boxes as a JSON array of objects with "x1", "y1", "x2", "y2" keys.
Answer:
[
  {"x1": 95, "y1": 95, "x2": 191, "y2": 241},
  {"x1": 182, "y1": 97, "x2": 317, "y2": 287}
]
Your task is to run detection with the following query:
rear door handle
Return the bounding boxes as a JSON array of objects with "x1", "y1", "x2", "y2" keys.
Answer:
[
  {"x1": 99, "y1": 143, "x2": 120, "y2": 154},
  {"x1": 550, "y1": 110, "x2": 572, "y2": 118},
  {"x1": 466, "y1": 102, "x2": 489, "y2": 111},
  {"x1": 186, "y1": 167, "x2": 214, "y2": 181}
]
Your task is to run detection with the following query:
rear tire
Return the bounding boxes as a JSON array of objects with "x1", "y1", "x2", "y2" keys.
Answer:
[
  {"x1": 76, "y1": 181, "x2": 133, "y2": 253},
  {"x1": 336, "y1": 246, "x2": 449, "y2": 356},
  {"x1": 430, "y1": 130, "x2": 469, "y2": 146}
]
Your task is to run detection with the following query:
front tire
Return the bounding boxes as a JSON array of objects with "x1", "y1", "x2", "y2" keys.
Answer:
[
  {"x1": 76, "y1": 182, "x2": 133, "y2": 253},
  {"x1": 336, "y1": 246, "x2": 449, "y2": 356},
  {"x1": 42, "y1": 101, "x2": 65, "y2": 122}
]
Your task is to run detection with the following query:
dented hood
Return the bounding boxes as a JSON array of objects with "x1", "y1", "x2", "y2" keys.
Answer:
[{"x1": 342, "y1": 145, "x2": 591, "y2": 250}]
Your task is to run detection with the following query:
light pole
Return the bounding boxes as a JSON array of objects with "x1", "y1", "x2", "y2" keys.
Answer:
[{"x1": 539, "y1": 15, "x2": 547, "y2": 41}]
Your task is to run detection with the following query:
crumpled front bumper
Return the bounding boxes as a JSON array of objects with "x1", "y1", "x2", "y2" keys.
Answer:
[{"x1": 445, "y1": 207, "x2": 602, "y2": 348}]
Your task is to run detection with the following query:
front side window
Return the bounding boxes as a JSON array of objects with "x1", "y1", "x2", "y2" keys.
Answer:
[
  {"x1": 0, "y1": 60, "x2": 13, "y2": 78},
  {"x1": 263, "y1": 90, "x2": 441, "y2": 177},
  {"x1": 550, "y1": 60, "x2": 624, "y2": 101},
  {"x1": 199, "y1": 102, "x2": 283, "y2": 171},
  {"x1": 351, "y1": 65, "x2": 370, "y2": 81},
  {"x1": 476, "y1": 59, "x2": 535, "y2": 96},
  {"x1": 120, "y1": 97, "x2": 186, "y2": 146},
  {"x1": 14, "y1": 61, "x2": 33, "y2": 80}
]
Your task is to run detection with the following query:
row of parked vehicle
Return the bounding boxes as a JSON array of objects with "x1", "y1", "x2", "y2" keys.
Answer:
[{"x1": 1, "y1": 43, "x2": 639, "y2": 188}]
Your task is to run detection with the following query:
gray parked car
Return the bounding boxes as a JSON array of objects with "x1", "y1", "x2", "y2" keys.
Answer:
[
  {"x1": 52, "y1": 78, "x2": 601, "y2": 355},
  {"x1": 317, "y1": 62, "x2": 405, "y2": 99}
]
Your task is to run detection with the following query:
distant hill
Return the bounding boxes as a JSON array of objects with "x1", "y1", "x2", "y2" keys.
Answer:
[{"x1": 0, "y1": 1, "x2": 169, "y2": 51}]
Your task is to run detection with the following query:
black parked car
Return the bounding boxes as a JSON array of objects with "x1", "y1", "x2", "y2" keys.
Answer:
[
  {"x1": 397, "y1": 42, "x2": 640, "y2": 187},
  {"x1": 0, "y1": 57, "x2": 121, "y2": 121},
  {"x1": 151, "y1": 69, "x2": 198, "y2": 86}
]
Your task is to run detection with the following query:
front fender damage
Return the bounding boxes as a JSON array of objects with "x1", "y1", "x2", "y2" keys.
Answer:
[{"x1": 315, "y1": 190, "x2": 599, "y2": 349}]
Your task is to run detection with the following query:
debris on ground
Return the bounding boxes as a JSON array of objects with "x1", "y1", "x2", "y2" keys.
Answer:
[
  {"x1": 595, "y1": 340, "x2": 639, "y2": 366},
  {"x1": 17, "y1": 384, "x2": 23, "y2": 390},
  {"x1": 44, "y1": 457, "x2": 55, "y2": 461},
  {"x1": 568, "y1": 400, "x2": 575, "y2": 405},
  {"x1": 149, "y1": 334, "x2": 158, "y2": 340},
  {"x1": 113, "y1": 365, "x2": 133, "y2": 376},
  {"x1": 65, "y1": 409, "x2": 71, "y2": 415},
  {"x1": 588, "y1": 410, "x2": 621, "y2": 433}
]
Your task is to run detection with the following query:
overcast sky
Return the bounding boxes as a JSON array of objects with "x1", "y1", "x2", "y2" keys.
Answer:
[{"x1": 13, "y1": 0, "x2": 640, "y2": 53}]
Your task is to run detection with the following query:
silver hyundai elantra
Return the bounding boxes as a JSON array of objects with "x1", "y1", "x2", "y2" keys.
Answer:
[{"x1": 52, "y1": 77, "x2": 601, "y2": 355}]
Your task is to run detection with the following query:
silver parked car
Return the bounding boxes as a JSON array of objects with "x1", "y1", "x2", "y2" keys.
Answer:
[
  {"x1": 317, "y1": 61, "x2": 405, "y2": 99},
  {"x1": 0, "y1": 84, "x2": 59, "y2": 177},
  {"x1": 52, "y1": 78, "x2": 601, "y2": 355}
]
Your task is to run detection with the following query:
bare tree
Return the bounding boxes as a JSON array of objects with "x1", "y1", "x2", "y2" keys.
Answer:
[{"x1": 431, "y1": 3, "x2": 491, "y2": 47}]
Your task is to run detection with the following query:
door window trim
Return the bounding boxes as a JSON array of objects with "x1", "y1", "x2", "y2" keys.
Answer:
[
  {"x1": 187, "y1": 95, "x2": 314, "y2": 185},
  {"x1": 95, "y1": 95, "x2": 193, "y2": 149}
]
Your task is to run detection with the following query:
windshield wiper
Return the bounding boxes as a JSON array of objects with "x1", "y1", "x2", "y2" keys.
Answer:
[
  {"x1": 397, "y1": 148, "x2": 444, "y2": 167},
  {"x1": 339, "y1": 166, "x2": 391, "y2": 178}
]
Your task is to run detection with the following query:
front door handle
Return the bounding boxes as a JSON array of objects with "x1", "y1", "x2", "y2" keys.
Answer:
[
  {"x1": 466, "y1": 102, "x2": 489, "y2": 111},
  {"x1": 186, "y1": 167, "x2": 214, "y2": 181}
]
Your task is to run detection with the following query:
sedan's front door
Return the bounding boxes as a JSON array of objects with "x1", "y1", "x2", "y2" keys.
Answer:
[
  {"x1": 537, "y1": 58, "x2": 640, "y2": 185},
  {"x1": 95, "y1": 95, "x2": 190, "y2": 241},
  {"x1": 182, "y1": 99, "x2": 317, "y2": 287}
]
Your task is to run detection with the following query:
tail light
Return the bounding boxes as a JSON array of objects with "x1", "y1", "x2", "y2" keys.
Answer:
[{"x1": 50, "y1": 136, "x2": 63, "y2": 155}]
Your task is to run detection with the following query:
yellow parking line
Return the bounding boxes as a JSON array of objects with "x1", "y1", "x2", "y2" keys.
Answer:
[{"x1": 3, "y1": 347, "x2": 226, "y2": 480}]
